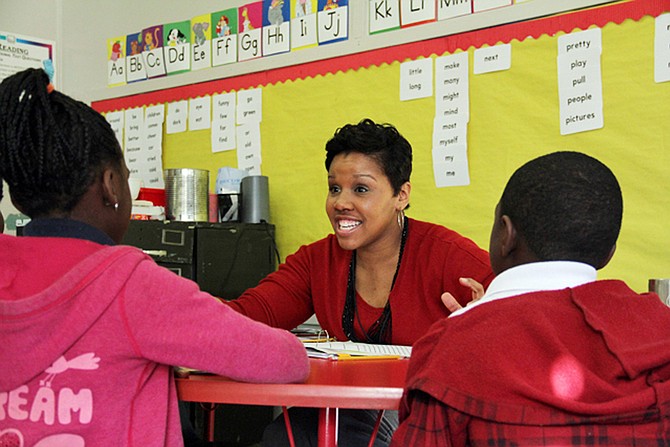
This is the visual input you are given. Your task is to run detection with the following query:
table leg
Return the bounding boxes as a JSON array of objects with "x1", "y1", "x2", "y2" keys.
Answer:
[{"x1": 318, "y1": 407, "x2": 338, "y2": 447}]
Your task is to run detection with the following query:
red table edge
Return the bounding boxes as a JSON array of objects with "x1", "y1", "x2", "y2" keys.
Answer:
[{"x1": 176, "y1": 377, "x2": 404, "y2": 410}]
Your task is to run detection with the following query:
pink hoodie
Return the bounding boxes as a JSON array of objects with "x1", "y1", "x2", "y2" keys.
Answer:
[{"x1": 0, "y1": 233, "x2": 309, "y2": 446}]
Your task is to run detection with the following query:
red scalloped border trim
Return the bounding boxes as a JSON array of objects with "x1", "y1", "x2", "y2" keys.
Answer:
[{"x1": 92, "y1": 0, "x2": 667, "y2": 113}]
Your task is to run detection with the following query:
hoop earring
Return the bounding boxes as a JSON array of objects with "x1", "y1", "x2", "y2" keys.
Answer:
[{"x1": 397, "y1": 210, "x2": 404, "y2": 229}]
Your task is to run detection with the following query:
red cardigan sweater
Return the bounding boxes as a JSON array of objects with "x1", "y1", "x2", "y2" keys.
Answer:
[
  {"x1": 226, "y1": 218, "x2": 493, "y2": 346},
  {"x1": 393, "y1": 280, "x2": 670, "y2": 446}
]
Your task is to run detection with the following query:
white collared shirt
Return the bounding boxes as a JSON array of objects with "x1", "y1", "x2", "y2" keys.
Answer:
[{"x1": 449, "y1": 261, "x2": 597, "y2": 318}]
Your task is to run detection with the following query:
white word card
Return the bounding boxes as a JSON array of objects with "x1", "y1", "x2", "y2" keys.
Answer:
[
  {"x1": 433, "y1": 145, "x2": 470, "y2": 188},
  {"x1": 141, "y1": 104, "x2": 165, "y2": 188},
  {"x1": 105, "y1": 111, "x2": 124, "y2": 149},
  {"x1": 557, "y1": 28, "x2": 603, "y2": 135},
  {"x1": 124, "y1": 107, "x2": 144, "y2": 179},
  {"x1": 189, "y1": 96, "x2": 211, "y2": 131},
  {"x1": 237, "y1": 122, "x2": 262, "y2": 175},
  {"x1": 655, "y1": 13, "x2": 670, "y2": 83},
  {"x1": 400, "y1": 58, "x2": 433, "y2": 101},
  {"x1": 166, "y1": 100, "x2": 188, "y2": 134},
  {"x1": 435, "y1": 52, "x2": 469, "y2": 121},
  {"x1": 237, "y1": 88, "x2": 263, "y2": 124},
  {"x1": 473, "y1": 44, "x2": 511, "y2": 74}
]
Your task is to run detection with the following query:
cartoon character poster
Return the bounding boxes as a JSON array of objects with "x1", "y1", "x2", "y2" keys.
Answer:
[
  {"x1": 291, "y1": 0, "x2": 317, "y2": 50},
  {"x1": 125, "y1": 32, "x2": 147, "y2": 83},
  {"x1": 141, "y1": 25, "x2": 166, "y2": 79},
  {"x1": 263, "y1": 0, "x2": 290, "y2": 56},
  {"x1": 163, "y1": 20, "x2": 191, "y2": 75},
  {"x1": 212, "y1": 8, "x2": 239, "y2": 66},
  {"x1": 238, "y1": 2, "x2": 263, "y2": 62},
  {"x1": 191, "y1": 13, "x2": 211, "y2": 71},
  {"x1": 107, "y1": 36, "x2": 126, "y2": 87},
  {"x1": 317, "y1": 0, "x2": 348, "y2": 44}
]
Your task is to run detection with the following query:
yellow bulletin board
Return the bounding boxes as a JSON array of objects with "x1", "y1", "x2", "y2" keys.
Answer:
[{"x1": 93, "y1": 0, "x2": 670, "y2": 293}]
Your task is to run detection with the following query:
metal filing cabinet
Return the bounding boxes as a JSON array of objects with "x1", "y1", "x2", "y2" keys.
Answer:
[{"x1": 122, "y1": 220, "x2": 277, "y2": 299}]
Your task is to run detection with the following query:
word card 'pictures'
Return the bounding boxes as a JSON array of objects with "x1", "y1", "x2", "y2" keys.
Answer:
[
  {"x1": 212, "y1": 9, "x2": 238, "y2": 66},
  {"x1": 557, "y1": 28, "x2": 603, "y2": 135}
]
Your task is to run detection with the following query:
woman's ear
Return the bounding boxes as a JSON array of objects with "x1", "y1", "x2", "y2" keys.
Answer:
[{"x1": 397, "y1": 181, "x2": 411, "y2": 211}]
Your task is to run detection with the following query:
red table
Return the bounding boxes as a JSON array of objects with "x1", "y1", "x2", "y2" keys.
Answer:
[{"x1": 176, "y1": 357, "x2": 409, "y2": 446}]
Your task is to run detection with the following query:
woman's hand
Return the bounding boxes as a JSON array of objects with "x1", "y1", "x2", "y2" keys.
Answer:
[{"x1": 441, "y1": 277, "x2": 485, "y2": 312}]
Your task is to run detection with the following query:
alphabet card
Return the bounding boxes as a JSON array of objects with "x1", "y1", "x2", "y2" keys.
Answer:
[
  {"x1": 141, "y1": 25, "x2": 167, "y2": 79},
  {"x1": 438, "y1": 0, "x2": 472, "y2": 21},
  {"x1": 191, "y1": 14, "x2": 212, "y2": 71},
  {"x1": 318, "y1": 0, "x2": 348, "y2": 44},
  {"x1": 292, "y1": 0, "x2": 318, "y2": 49},
  {"x1": 107, "y1": 36, "x2": 126, "y2": 87},
  {"x1": 125, "y1": 32, "x2": 147, "y2": 83},
  {"x1": 211, "y1": 8, "x2": 238, "y2": 66},
  {"x1": 369, "y1": 0, "x2": 400, "y2": 34},
  {"x1": 400, "y1": 0, "x2": 436, "y2": 28},
  {"x1": 557, "y1": 27, "x2": 603, "y2": 135},
  {"x1": 163, "y1": 20, "x2": 191, "y2": 75},
  {"x1": 239, "y1": 2, "x2": 263, "y2": 61},
  {"x1": 473, "y1": 0, "x2": 512, "y2": 13},
  {"x1": 263, "y1": 0, "x2": 291, "y2": 56}
]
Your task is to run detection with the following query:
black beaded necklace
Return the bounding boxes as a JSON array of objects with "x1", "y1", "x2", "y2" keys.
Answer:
[{"x1": 341, "y1": 215, "x2": 408, "y2": 344}]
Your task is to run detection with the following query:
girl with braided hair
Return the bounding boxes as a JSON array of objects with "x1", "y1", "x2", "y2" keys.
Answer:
[{"x1": 0, "y1": 68, "x2": 308, "y2": 447}]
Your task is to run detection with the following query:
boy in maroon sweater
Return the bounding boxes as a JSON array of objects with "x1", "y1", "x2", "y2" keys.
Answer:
[{"x1": 393, "y1": 151, "x2": 670, "y2": 446}]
